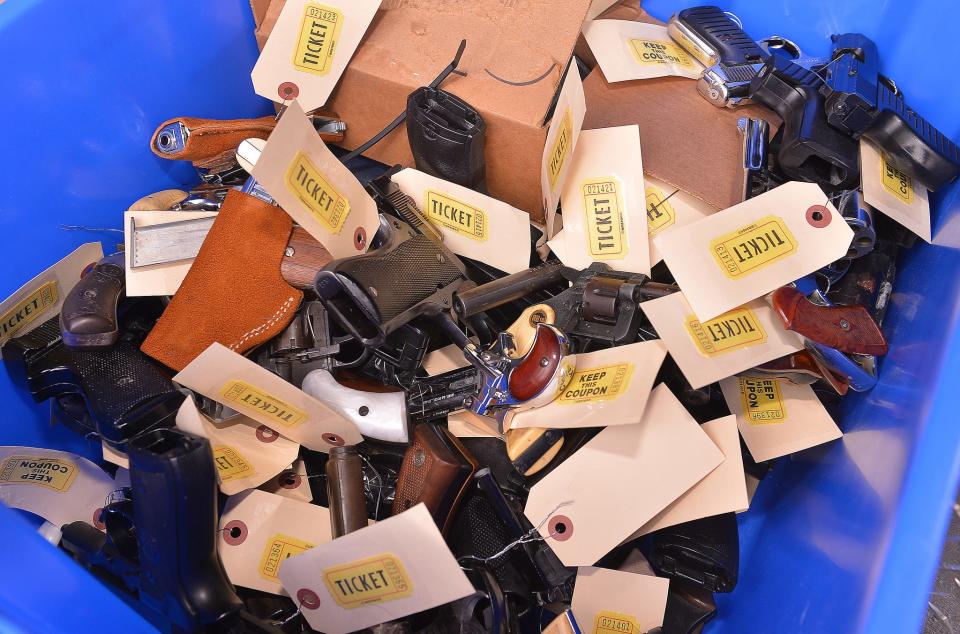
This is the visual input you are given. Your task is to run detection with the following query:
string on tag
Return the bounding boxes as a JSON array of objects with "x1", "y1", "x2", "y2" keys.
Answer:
[
  {"x1": 457, "y1": 500, "x2": 573, "y2": 568},
  {"x1": 272, "y1": 598, "x2": 304, "y2": 627},
  {"x1": 648, "y1": 188, "x2": 680, "y2": 215}
]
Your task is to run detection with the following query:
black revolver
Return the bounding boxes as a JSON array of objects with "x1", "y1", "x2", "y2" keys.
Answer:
[
  {"x1": 61, "y1": 428, "x2": 281, "y2": 633},
  {"x1": 822, "y1": 32, "x2": 960, "y2": 190},
  {"x1": 1, "y1": 300, "x2": 184, "y2": 450}
]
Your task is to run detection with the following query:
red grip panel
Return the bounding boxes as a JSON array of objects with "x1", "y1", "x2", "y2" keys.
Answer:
[
  {"x1": 772, "y1": 286, "x2": 889, "y2": 356},
  {"x1": 508, "y1": 324, "x2": 564, "y2": 401}
]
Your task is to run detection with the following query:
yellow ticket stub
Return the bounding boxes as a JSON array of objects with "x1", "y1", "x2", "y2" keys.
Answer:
[
  {"x1": 628, "y1": 39, "x2": 694, "y2": 68},
  {"x1": 738, "y1": 377, "x2": 787, "y2": 424},
  {"x1": 259, "y1": 533, "x2": 316, "y2": 581},
  {"x1": 645, "y1": 186, "x2": 676, "y2": 237},
  {"x1": 685, "y1": 308, "x2": 767, "y2": 356},
  {"x1": 212, "y1": 446, "x2": 255, "y2": 481},
  {"x1": 583, "y1": 178, "x2": 627, "y2": 259},
  {"x1": 880, "y1": 153, "x2": 915, "y2": 205},
  {"x1": 323, "y1": 553, "x2": 414, "y2": 608},
  {"x1": 710, "y1": 215, "x2": 796, "y2": 278},
  {"x1": 547, "y1": 109, "x2": 574, "y2": 191},
  {"x1": 286, "y1": 150, "x2": 351, "y2": 234},
  {"x1": 558, "y1": 363, "x2": 634, "y2": 404},
  {"x1": 292, "y1": 3, "x2": 343, "y2": 76},
  {"x1": 594, "y1": 610, "x2": 640, "y2": 634},
  {"x1": 0, "y1": 455, "x2": 78, "y2": 492},
  {"x1": 219, "y1": 380, "x2": 308, "y2": 428},
  {"x1": 425, "y1": 190, "x2": 487, "y2": 241},
  {"x1": 0, "y1": 281, "x2": 58, "y2": 342}
]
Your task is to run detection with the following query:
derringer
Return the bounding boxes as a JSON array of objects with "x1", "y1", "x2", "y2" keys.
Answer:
[
  {"x1": 823, "y1": 33, "x2": 960, "y2": 190},
  {"x1": 3, "y1": 302, "x2": 184, "y2": 451},
  {"x1": 61, "y1": 428, "x2": 281, "y2": 632}
]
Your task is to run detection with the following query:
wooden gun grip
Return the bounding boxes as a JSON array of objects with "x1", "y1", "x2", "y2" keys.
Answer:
[
  {"x1": 392, "y1": 424, "x2": 478, "y2": 535},
  {"x1": 280, "y1": 226, "x2": 333, "y2": 290},
  {"x1": 508, "y1": 323, "x2": 567, "y2": 402},
  {"x1": 772, "y1": 286, "x2": 888, "y2": 355}
]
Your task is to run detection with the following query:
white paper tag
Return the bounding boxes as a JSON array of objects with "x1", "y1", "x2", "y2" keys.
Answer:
[
  {"x1": 219, "y1": 489, "x2": 333, "y2": 595},
  {"x1": 176, "y1": 398, "x2": 300, "y2": 496},
  {"x1": 719, "y1": 375, "x2": 842, "y2": 462},
  {"x1": 506, "y1": 340, "x2": 667, "y2": 430},
  {"x1": 860, "y1": 140, "x2": 931, "y2": 242},
  {"x1": 542, "y1": 62, "x2": 588, "y2": 237},
  {"x1": 173, "y1": 342, "x2": 362, "y2": 452},
  {"x1": 0, "y1": 447, "x2": 117, "y2": 529},
  {"x1": 645, "y1": 176, "x2": 717, "y2": 266},
  {"x1": 583, "y1": 20, "x2": 703, "y2": 83},
  {"x1": 422, "y1": 344, "x2": 469, "y2": 376},
  {"x1": 626, "y1": 415, "x2": 748, "y2": 539},
  {"x1": 655, "y1": 181, "x2": 854, "y2": 321},
  {"x1": 572, "y1": 567, "x2": 669, "y2": 634},
  {"x1": 260, "y1": 459, "x2": 314, "y2": 503},
  {"x1": 252, "y1": 101, "x2": 380, "y2": 259},
  {"x1": 524, "y1": 384, "x2": 724, "y2": 565},
  {"x1": 585, "y1": 0, "x2": 621, "y2": 22},
  {"x1": 100, "y1": 442, "x2": 129, "y2": 471},
  {"x1": 0, "y1": 242, "x2": 102, "y2": 346},
  {"x1": 391, "y1": 168, "x2": 532, "y2": 274},
  {"x1": 278, "y1": 504, "x2": 474, "y2": 634},
  {"x1": 640, "y1": 292, "x2": 805, "y2": 389},
  {"x1": 251, "y1": 0, "x2": 382, "y2": 110},
  {"x1": 550, "y1": 126, "x2": 650, "y2": 275},
  {"x1": 123, "y1": 210, "x2": 218, "y2": 296}
]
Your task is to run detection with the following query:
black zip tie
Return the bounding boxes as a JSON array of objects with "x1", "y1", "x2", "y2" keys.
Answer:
[{"x1": 339, "y1": 39, "x2": 467, "y2": 164}]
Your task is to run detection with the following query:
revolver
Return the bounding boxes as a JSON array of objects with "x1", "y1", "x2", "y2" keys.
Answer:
[
  {"x1": 2, "y1": 300, "x2": 185, "y2": 450},
  {"x1": 60, "y1": 428, "x2": 281, "y2": 632},
  {"x1": 822, "y1": 33, "x2": 960, "y2": 190}
]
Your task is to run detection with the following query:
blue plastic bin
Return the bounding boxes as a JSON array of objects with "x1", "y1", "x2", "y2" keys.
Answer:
[{"x1": 2, "y1": 0, "x2": 960, "y2": 632}]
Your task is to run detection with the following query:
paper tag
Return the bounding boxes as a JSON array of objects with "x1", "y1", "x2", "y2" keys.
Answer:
[
  {"x1": 123, "y1": 211, "x2": 218, "y2": 296},
  {"x1": 219, "y1": 489, "x2": 333, "y2": 595},
  {"x1": 506, "y1": 340, "x2": 666, "y2": 430},
  {"x1": 572, "y1": 567, "x2": 669, "y2": 634},
  {"x1": 640, "y1": 292, "x2": 804, "y2": 389},
  {"x1": 626, "y1": 415, "x2": 748, "y2": 539},
  {"x1": 251, "y1": 0, "x2": 382, "y2": 109},
  {"x1": 174, "y1": 343, "x2": 362, "y2": 452},
  {"x1": 421, "y1": 344, "x2": 469, "y2": 376},
  {"x1": 176, "y1": 398, "x2": 299, "y2": 495},
  {"x1": 0, "y1": 242, "x2": 102, "y2": 346},
  {"x1": 719, "y1": 375, "x2": 843, "y2": 462},
  {"x1": 0, "y1": 447, "x2": 117, "y2": 528},
  {"x1": 448, "y1": 411, "x2": 505, "y2": 440},
  {"x1": 550, "y1": 126, "x2": 650, "y2": 274},
  {"x1": 260, "y1": 459, "x2": 314, "y2": 502},
  {"x1": 860, "y1": 140, "x2": 931, "y2": 242},
  {"x1": 278, "y1": 504, "x2": 473, "y2": 634},
  {"x1": 101, "y1": 442, "x2": 129, "y2": 469},
  {"x1": 252, "y1": 101, "x2": 379, "y2": 259},
  {"x1": 583, "y1": 21, "x2": 703, "y2": 83},
  {"x1": 542, "y1": 62, "x2": 587, "y2": 237},
  {"x1": 656, "y1": 182, "x2": 853, "y2": 321},
  {"x1": 524, "y1": 384, "x2": 723, "y2": 565},
  {"x1": 645, "y1": 176, "x2": 717, "y2": 265},
  {"x1": 585, "y1": 0, "x2": 620, "y2": 22},
  {"x1": 392, "y1": 168, "x2": 532, "y2": 274}
]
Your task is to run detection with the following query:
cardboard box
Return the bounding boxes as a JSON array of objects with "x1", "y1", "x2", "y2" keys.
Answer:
[
  {"x1": 253, "y1": 0, "x2": 593, "y2": 221},
  {"x1": 579, "y1": 3, "x2": 781, "y2": 211}
]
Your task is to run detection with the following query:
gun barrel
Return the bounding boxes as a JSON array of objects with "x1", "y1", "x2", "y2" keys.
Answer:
[
  {"x1": 326, "y1": 445, "x2": 370, "y2": 537},
  {"x1": 454, "y1": 261, "x2": 566, "y2": 318}
]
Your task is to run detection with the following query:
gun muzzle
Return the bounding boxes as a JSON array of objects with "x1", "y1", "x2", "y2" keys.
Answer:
[{"x1": 326, "y1": 445, "x2": 369, "y2": 537}]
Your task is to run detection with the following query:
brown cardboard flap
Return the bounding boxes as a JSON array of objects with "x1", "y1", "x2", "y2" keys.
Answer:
[{"x1": 580, "y1": 5, "x2": 781, "y2": 211}]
